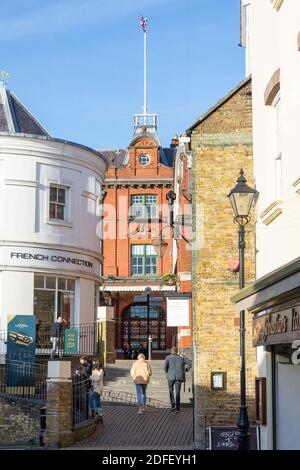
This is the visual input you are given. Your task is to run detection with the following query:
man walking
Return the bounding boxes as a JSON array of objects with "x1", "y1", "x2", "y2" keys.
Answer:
[
  {"x1": 49, "y1": 316, "x2": 66, "y2": 359},
  {"x1": 164, "y1": 347, "x2": 186, "y2": 414}
]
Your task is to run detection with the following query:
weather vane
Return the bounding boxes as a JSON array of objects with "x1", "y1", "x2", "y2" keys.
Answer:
[{"x1": 0, "y1": 71, "x2": 10, "y2": 88}]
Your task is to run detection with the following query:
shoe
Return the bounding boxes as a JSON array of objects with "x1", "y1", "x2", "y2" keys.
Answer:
[
  {"x1": 171, "y1": 409, "x2": 179, "y2": 414},
  {"x1": 137, "y1": 408, "x2": 143, "y2": 415}
]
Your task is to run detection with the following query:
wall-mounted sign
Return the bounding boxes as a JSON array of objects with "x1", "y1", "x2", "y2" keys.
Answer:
[
  {"x1": 0, "y1": 246, "x2": 100, "y2": 276},
  {"x1": 253, "y1": 305, "x2": 300, "y2": 347},
  {"x1": 167, "y1": 298, "x2": 189, "y2": 327}
]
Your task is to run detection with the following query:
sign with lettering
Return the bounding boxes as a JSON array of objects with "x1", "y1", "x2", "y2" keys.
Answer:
[
  {"x1": 6, "y1": 315, "x2": 36, "y2": 387},
  {"x1": 208, "y1": 426, "x2": 259, "y2": 450},
  {"x1": 64, "y1": 328, "x2": 78, "y2": 354},
  {"x1": 167, "y1": 298, "x2": 189, "y2": 326},
  {"x1": 0, "y1": 246, "x2": 100, "y2": 276},
  {"x1": 253, "y1": 305, "x2": 300, "y2": 347}
]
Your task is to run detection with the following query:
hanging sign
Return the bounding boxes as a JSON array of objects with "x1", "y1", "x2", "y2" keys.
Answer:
[{"x1": 64, "y1": 328, "x2": 78, "y2": 354}]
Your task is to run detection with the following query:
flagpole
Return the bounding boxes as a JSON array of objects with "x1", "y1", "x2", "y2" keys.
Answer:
[{"x1": 144, "y1": 28, "x2": 147, "y2": 123}]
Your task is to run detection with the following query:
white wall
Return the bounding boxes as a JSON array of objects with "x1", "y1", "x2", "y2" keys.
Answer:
[
  {"x1": 250, "y1": 0, "x2": 300, "y2": 277},
  {"x1": 0, "y1": 271, "x2": 34, "y2": 329},
  {"x1": 78, "y1": 278, "x2": 96, "y2": 325},
  {"x1": 249, "y1": 0, "x2": 300, "y2": 450}
]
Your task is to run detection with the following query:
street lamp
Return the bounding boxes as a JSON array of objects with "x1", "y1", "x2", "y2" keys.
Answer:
[
  {"x1": 152, "y1": 235, "x2": 168, "y2": 257},
  {"x1": 228, "y1": 169, "x2": 258, "y2": 451},
  {"x1": 145, "y1": 287, "x2": 152, "y2": 360},
  {"x1": 166, "y1": 190, "x2": 176, "y2": 228}
]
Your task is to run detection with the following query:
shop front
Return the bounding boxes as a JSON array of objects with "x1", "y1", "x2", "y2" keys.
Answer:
[{"x1": 232, "y1": 256, "x2": 300, "y2": 450}]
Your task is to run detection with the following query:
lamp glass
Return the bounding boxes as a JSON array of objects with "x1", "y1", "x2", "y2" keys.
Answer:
[{"x1": 229, "y1": 192, "x2": 255, "y2": 218}]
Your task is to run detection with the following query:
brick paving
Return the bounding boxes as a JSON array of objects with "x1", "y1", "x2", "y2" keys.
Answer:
[{"x1": 68, "y1": 404, "x2": 193, "y2": 450}]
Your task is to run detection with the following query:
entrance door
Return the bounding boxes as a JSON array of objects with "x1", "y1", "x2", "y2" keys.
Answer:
[
  {"x1": 277, "y1": 363, "x2": 300, "y2": 449},
  {"x1": 123, "y1": 304, "x2": 166, "y2": 351}
]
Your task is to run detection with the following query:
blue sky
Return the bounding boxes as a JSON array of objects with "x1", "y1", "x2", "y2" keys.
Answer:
[{"x1": 0, "y1": 0, "x2": 245, "y2": 150}]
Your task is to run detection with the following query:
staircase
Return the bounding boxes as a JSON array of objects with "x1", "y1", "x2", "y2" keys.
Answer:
[{"x1": 103, "y1": 360, "x2": 193, "y2": 408}]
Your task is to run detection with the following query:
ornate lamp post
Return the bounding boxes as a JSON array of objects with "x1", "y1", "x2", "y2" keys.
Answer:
[{"x1": 228, "y1": 169, "x2": 258, "y2": 451}]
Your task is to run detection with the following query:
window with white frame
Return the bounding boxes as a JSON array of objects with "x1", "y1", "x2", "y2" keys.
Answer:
[
  {"x1": 34, "y1": 275, "x2": 75, "y2": 327},
  {"x1": 131, "y1": 245, "x2": 157, "y2": 276},
  {"x1": 273, "y1": 93, "x2": 282, "y2": 200},
  {"x1": 130, "y1": 194, "x2": 158, "y2": 219},
  {"x1": 49, "y1": 185, "x2": 67, "y2": 221}
]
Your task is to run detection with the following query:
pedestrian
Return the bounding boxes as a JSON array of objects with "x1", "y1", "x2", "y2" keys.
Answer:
[
  {"x1": 76, "y1": 356, "x2": 93, "y2": 380},
  {"x1": 130, "y1": 353, "x2": 152, "y2": 415},
  {"x1": 164, "y1": 346, "x2": 188, "y2": 414},
  {"x1": 49, "y1": 316, "x2": 66, "y2": 359},
  {"x1": 89, "y1": 360, "x2": 104, "y2": 419}
]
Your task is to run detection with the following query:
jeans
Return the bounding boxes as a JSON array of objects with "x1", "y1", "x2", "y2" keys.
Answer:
[
  {"x1": 50, "y1": 337, "x2": 62, "y2": 358},
  {"x1": 135, "y1": 383, "x2": 147, "y2": 406},
  {"x1": 89, "y1": 390, "x2": 102, "y2": 414},
  {"x1": 168, "y1": 380, "x2": 182, "y2": 411}
]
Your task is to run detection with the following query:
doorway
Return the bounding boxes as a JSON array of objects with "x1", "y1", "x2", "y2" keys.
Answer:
[{"x1": 122, "y1": 303, "x2": 166, "y2": 351}]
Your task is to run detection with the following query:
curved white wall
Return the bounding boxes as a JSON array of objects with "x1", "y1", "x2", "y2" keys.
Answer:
[{"x1": 0, "y1": 134, "x2": 107, "y2": 328}]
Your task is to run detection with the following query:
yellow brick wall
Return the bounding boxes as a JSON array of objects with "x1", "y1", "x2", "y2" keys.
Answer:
[{"x1": 191, "y1": 79, "x2": 257, "y2": 448}]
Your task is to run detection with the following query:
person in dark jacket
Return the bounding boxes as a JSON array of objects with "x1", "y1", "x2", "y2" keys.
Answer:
[
  {"x1": 49, "y1": 316, "x2": 66, "y2": 359},
  {"x1": 164, "y1": 347, "x2": 187, "y2": 413},
  {"x1": 75, "y1": 356, "x2": 93, "y2": 382}
]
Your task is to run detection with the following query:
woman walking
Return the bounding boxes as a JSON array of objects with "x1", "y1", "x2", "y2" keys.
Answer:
[
  {"x1": 130, "y1": 353, "x2": 152, "y2": 415},
  {"x1": 89, "y1": 360, "x2": 104, "y2": 418}
]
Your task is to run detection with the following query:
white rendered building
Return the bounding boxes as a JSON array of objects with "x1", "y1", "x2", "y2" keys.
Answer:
[
  {"x1": 235, "y1": 0, "x2": 300, "y2": 450},
  {"x1": 0, "y1": 84, "x2": 106, "y2": 333}
]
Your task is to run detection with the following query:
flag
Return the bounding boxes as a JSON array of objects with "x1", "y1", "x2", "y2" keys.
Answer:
[{"x1": 139, "y1": 15, "x2": 147, "y2": 33}]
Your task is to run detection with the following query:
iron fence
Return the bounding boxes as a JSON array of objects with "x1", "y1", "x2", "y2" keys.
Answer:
[
  {"x1": 71, "y1": 375, "x2": 90, "y2": 428},
  {"x1": 0, "y1": 322, "x2": 100, "y2": 357},
  {"x1": 0, "y1": 359, "x2": 47, "y2": 403}
]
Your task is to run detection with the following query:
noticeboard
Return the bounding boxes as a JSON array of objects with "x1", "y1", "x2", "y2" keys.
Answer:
[{"x1": 208, "y1": 426, "x2": 260, "y2": 450}]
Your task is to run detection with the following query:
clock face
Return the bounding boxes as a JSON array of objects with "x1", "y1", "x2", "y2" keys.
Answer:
[{"x1": 139, "y1": 154, "x2": 150, "y2": 166}]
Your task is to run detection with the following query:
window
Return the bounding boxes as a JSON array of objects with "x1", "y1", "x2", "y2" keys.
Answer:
[
  {"x1": 49, "y1": 185, "x2": 67, "y2": 221},
  {"x1": 273, "y1": 93, "x2": 282, "y2": 200},
  {"x1": 34, "y1": 275, "x2": 75, "y2": 327},
  {"x1": 139, "y1": 154, "x2": 150, "y2": 165},
  {"x1": 130, "y1": 194, "x2": 158, "y2": 219},
  {"x1": 131, "y1": 245, "x2": 157, "y2": 276}
]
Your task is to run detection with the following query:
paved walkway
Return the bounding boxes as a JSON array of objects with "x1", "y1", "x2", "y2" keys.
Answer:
[{"x1": 69, "y1": 404, "x2": 193, "y2": 450}]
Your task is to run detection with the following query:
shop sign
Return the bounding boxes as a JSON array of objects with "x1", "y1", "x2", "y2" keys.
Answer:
[
  {"x1": 253, "y1": 305, "x2": 300, "y2": 347},
  {"x1": 64, "y1": 328, "x2": 78, "y2": 354},
  {"x1": 1, "y1": 246, "x2": 100, "y2": 276}
]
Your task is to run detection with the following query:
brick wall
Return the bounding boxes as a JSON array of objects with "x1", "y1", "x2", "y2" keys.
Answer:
[
  {"x1": 0, "y1": 396, "x2": 40, "y2": 446},
  {"x1": 191, "y1": 78, "x2": 257, "y2": 448}
]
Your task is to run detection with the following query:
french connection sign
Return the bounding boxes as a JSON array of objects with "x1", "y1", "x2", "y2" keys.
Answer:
[{"x1": 0, "y1": 246, "x2": 100, "y2": 276}]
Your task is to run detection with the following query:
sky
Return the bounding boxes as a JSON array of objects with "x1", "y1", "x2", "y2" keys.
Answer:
[{"x1": 0, "y1": 0, "x2": 245, "y2": 150}]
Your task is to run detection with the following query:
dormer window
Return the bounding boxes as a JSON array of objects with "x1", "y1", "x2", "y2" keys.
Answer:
[{"x1": 139, "y1": 154, "x2": 150, "y2": 165}]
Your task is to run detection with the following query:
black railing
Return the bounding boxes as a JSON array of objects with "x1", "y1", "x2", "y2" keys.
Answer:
[
  {"x1": 0, "y1": 322, "x2": 101, "y2": 357},
  {"x1": 39, "y1": 323, "x2": 100, "y2": 356},
  {"x1": 0, "y1": 359, "x2": 47, "y2": 403},
  {"x1": 71, "y1": 375, "x2": 90, "y2": 428}
]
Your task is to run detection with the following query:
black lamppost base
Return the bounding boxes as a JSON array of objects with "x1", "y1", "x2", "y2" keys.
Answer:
[{"x1": 237, "y1": 405, "x2": 250, "y2": 450}]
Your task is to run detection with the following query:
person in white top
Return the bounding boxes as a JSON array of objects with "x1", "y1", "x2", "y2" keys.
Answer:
[{"x1": 89, "y1": 360, "x2": 104, "y2": 418}]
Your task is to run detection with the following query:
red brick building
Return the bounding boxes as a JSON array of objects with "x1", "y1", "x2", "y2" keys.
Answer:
[{"x1": 100, "y1": 115, "x2": 180, "y2": 360}]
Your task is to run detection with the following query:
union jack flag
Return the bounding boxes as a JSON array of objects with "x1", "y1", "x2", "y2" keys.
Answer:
[{"x1": 139, "y1": 15, "x2": 147, "y2": 33}]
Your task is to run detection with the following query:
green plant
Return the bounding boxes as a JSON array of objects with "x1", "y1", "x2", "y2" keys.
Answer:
[{"x1": 160, "y1": 273, "x2": 177, "y2": 286}]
